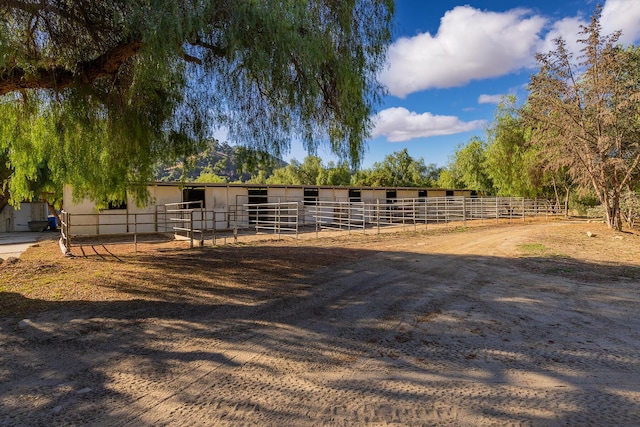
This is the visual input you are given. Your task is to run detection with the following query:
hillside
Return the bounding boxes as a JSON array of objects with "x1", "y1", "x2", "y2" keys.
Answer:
[{"x1": 155, "y1": 139, "x2": 286, "y2": 183}]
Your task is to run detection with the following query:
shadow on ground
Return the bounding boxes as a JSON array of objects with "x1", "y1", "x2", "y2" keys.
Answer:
[{"x1": 1, "y1": 243, "x2": 640, "y2": 426}]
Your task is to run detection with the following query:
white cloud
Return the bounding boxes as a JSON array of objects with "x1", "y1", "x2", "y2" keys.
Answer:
[
  {"x1": 478, "y1": 94, "x2": 504, "y2": 104},
  {"x1": 601, "y1": 0, "x2": 640, "y2": 45},
  {"x1": 536, "y1": 0, "x2": 640, "y2": 61},
  {"x1": 380, "y1": 6, "x2": 546, "y2": 98},
  {"x1": 211, "y1": 126, "x2": 229, "y2": 143},
  {"x1": 380, "y1": 1, "x2": 640, "y2": 99},
  {"x1": 371, "y1": 107, "x2": 485, "y2": 143},
  {"x1": 539, "y1": 16, "x2": 585, "y2": 55}
]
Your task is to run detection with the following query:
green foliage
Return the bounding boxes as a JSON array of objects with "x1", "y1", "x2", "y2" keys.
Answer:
[
  {"x1": 266, "y1": 159, "x2": 305, "y2": 185},
  {"x1": 569, "y1": 192, "x2": 600, "y2": 216},
  {"x1": 484, "y1": 96, "x2": 543, "y2": 197},
  {"x1": 621, "y1": 191, "x2": 640, "y2": 228},
  {"x1": 194, "y1": 172, "x2": 227, "y2": 184},
  {"x1": 440, "y1": 96, "x2": 575, "y2": 210},
  {"x1": 362, "y1": 149, "x2": 439, "y2": 187},
  {"x1": 0, "y1": 0, "x2": 394, "y2": 206},
  {"x1": 525, "y1": 7, "x2": 640, "y2": 230},
  {"x1": 264, "y1": 156, "x2": 350, "y2": 186},
  {"x1": 256, "y1": 151, "x2": 438, "y2": 188},
  {"x1": 436, "y1": 169, "x2": 464, "y2": 190},
  {"x1": 444, "y1": 137, "x2": 494, "y2": 194},
  {"x1": 318, "y1": 162, "x2": 352, "y2": 186}
]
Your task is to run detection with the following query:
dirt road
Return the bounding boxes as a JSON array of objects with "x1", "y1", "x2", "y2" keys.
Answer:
[{"x1": 1, "y1": 221, "x2": 640, "y2": 425}]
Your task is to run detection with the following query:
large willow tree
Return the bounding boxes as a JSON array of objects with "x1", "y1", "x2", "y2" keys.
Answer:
[
  {"x1": 0, "y1": 0, "x2": 393, "y2": 208},
  {"x1": 525, "y1": 8, "x2": 640, "y2": 231}
]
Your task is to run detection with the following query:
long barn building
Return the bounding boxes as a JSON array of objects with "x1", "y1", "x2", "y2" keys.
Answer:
[{"x1": 62, "y1": 182, "x2": 475, "y2": 236}]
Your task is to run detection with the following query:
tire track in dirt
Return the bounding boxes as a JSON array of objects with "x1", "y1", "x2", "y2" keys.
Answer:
[
  {"x1": 106, "y1": 259, "x2": 410, "y2": 425},
  {"x1": 2, "y1": 222, "x2": 640, "y2": 426}
]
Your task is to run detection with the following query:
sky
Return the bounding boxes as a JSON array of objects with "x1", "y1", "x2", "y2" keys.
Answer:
[{"x1": 286, "y1": 0, "x2": 640, "y2": 169}]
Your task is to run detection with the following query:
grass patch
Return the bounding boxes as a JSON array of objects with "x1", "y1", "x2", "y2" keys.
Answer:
[
  {"x1": 452, "y1": 226, "x2": 471, "y2": 233},
  {"x1": 517, "y1": 242, "x2": 568, "y2": 258},
  {"x1": 519, "y1": 243, "x2": 550, "y2": 255}
]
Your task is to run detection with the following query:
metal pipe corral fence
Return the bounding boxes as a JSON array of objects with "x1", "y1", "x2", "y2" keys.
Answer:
[{"x1": 60, "y1": 197, "x2": 558, "y2": 255}]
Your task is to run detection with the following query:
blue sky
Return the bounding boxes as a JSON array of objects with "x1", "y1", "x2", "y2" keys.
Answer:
[{"x1": 288, "y1": 0, "x2": 640, "y2": 169}]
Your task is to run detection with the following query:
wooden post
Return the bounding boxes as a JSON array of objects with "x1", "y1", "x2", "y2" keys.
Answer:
[
  {"x1": 63, "y1": 211, "x2": 71, "y2": 253},
  {"x1": 134, "y1": 213, "x2": 138, "y2": 254}
]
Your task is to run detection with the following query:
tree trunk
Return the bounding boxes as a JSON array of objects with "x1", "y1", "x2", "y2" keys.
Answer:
[
  {"x1": 47, "y1": 203, "x2": 61, "y2": 227},
  {"x1": 551, "y1": 177, "x2": 561, "y2": 214},
  {"x1": 0, "y1": 188, "x2": 9, "y2": 214},
  {"x1": 604, "y1": 193, "x2": 623, "y2": 231}
]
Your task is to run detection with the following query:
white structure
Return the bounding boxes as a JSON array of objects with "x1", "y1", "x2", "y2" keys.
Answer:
[
  {"x1": 62, "y1": 182, "x2": 473, "y2": 236},
  {"x1": 0, "y1": 202, "x2": 49, "y2": 232}
]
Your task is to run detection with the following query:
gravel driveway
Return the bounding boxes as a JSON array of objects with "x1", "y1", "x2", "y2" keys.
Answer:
[{"x1": 1, "y1": 222, "x2": 639, "y2": 426}]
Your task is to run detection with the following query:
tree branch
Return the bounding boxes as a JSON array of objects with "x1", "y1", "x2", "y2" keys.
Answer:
[
  {"x1": 189, "y1": 38, "x2": 227, "y2": 58},
  {"x1": 182, "y1": 51, "x2": 203, "y2": 65},
  {"x1": 0, "y1": 39, "x2": 142, "y2": 96}
]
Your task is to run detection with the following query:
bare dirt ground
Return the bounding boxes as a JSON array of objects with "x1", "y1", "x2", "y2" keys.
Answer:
[{"x1": 1, "y1": 219, "x2": 640, "y2": 426}]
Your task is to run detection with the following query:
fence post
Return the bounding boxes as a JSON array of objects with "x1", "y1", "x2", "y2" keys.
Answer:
[
  {"x1": 510, "y1": 198, "x2": 514, "y2": 223},
  {"x1": 445, "y1": 197, "x2": 449, "y2": 226},
  {"x1": 234, "y1": 223, "x2": 238, "y2": 243},
  {"x1": 295, "y1": 203, "x2": 299, "y2": 239},
  {"x1": 277, "y1": 202, "x2": 281, "y2": 240},
  {"x1": 462, "y1": 196, "x2": 466, "y2": 226},
  {"x1": 212, "y1": 211, "x2": 217, "y2": 246},
  {"x1": 424, "y1": 198, "x2": 428, "y2": 231},
  {"x1": 189, "y1": 210, "x2": 194, "y2": 248},
  {"x1": 315, "y1": 201, "x2": 319, "y2": 238},
  {"x1": 402, "y1": 200, "x2": 407, "y2": 231},
  {"x1": 362, "y1": 202, "x2": 367, "y2": 235},
  {"x1": 63, "y1": 211, "x2": 71, "y2": 253},
  {"x1": 134, "y1": 214, "x2": 138, "y2": 254}
]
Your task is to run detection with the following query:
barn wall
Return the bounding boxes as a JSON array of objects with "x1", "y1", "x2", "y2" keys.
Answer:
[
  {"x1": 12, "y1": 203, "x2": 48, "y2": 232},
  {"x1": 0, "y1": 205, "x2": 13, "y2": 232},
  {"x1": 62, "y1": 183, "x2": 473, "y2": 235}
]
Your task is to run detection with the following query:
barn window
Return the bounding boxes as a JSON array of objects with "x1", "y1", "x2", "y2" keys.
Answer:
[
  {"x1": 348, "y1": 189, "x2": 361, "y2": 202},
  {"x1": 247, "y1": 188, "x2": 269, "y2": 224},
  {"x1": 386, "y1": 189, "x2": 397, "y2": 204},
  {"x1": 248, "y1": 188, "x2": 268, "y2": 204},
  {"x1": 418, "y1": 189, "x2": 427, "y2": 198},
  {"x1": 183, "y1": 187, "x2": 205, "y2": 208},
  {"x1": 304, "y1": 188, "x2": 319, "y2": 205}
]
